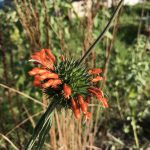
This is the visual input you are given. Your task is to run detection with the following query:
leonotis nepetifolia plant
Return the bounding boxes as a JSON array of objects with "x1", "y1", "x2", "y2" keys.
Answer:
[{"x1": 25, "y1": 1, "x2": 124, "y2": 149}]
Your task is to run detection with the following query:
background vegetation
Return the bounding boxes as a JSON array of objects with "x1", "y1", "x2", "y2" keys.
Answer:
[{"x1": 0, "y1": 0, "x2": 150, "y2": 149}]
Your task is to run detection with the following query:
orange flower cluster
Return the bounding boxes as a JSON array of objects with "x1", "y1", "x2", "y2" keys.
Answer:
[
  {"x1": 28, "y1": 49, "x2": 108, "y2": 120},
  {"x1": 68, "y1": 69, "x2": 108, "y2": 120},
  {"x1": 30, "y1": 49, "x2": 55, "y2": 69},
  {"x1": 28, "y1": 49, "x2": 61, "y2": 89}
]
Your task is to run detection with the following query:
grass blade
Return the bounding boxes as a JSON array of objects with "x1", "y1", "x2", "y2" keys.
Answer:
[{"x1": 25, "y1": 99, "x2": 59, "y2": 150}]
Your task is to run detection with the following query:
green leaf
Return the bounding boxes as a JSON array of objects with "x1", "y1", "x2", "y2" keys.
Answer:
[
  {"x1": 37, "y1": 117, "x2": 52, "y2": 150},
  {"x1": 25, "y1": 99, "x2": 60, "y2": 150}
]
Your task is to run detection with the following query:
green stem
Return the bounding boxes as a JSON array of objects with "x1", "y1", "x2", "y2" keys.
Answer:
[
  {"x1": 78, "y1": 0, "x2": 124, "y2": 65},
  {"x1": 25, "y1": 100, "x2": 59, "y2": 150}
]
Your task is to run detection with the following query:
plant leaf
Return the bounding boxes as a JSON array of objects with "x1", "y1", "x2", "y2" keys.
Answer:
[
  {"x1": 25, "y1": 99, "x2": 59, "y2": 150},
  {"x1": 37, "y1": 116, "x2": 52, "y2": 150}
]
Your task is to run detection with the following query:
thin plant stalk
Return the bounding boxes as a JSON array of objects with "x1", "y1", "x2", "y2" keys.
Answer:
[
  {"x1": 78, "y1": 0, "x2": 124, "y2": 64},
  {"x1": 131, "y1": 117, "x2": 140, "y2": 149}
]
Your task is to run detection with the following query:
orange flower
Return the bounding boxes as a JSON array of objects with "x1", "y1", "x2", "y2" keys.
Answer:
[
  {"x1": 30, "y1": 49, "x2": 55, "y2": 70},
  {"x1": 42, "y1": 79, "x2": 62, "y2": 88},
  {"x1": 91, "y1": 76, "x2": 103, "y2": 82},
  {"x1": 86, "y1": 96, "x2": 91, "y2": 103},
  {"x1": 40, "y1": 49, "x2": 46, "y2": 62},
  {"x1": 100, "y1": 98, "x2": 108, "y2": 108},
  {"x1": 73, "y1": 109, "x2": 80, "y2": 119},
  {"x1": 84, "y1": 112, "x2": 92, "y2": 120},
  {"x1": 51, "y1": 79, "x2": 62, "y2": 88},
  {"x1": 71, "y1": 98, "x2": 80, "y2": 119},
  {"x1": 28, "y1": 49, "x2": 108, "y2": 120},
  {"x1": 88, "y1": 87, "x2": 108, "y2": 108},
  {"x1": 33, "y1": 75, "x2": 41, "y2": 87},
  {"x1": 31, "y1": 52, "x2": 41, "y2": 62},
  {"x1": 28, "y1": 68, "x2": 40, "y2": 76},
  {"x1": 38, "y1": 69, "x2": 49, "y2": 75},
  {"x1": 63, "y1": 84, "x2": 72, "y2": 99},
  {"x1": 45, "y1": 49, "x2": 55, "y2": 63},
  {"x1": 39, "y1": 72, "x2": 59, "y2": 81},
  {"x1": 77, "y1": 95, "x2": 87, "y2": 114},
  {"x1": 42, "y1": 80, "x2": 54, "y2": 88},
  {"x1": 88, "y1": 87, "x2": 103, "y2": 99},
  {"x1": 88, "y1": 68, "x2": 102, "y2": 74},
  {"x1": 28, "y1": 68, "x2": 49, "y2": 76}
]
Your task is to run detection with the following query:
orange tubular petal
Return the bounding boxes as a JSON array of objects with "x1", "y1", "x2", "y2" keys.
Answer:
[
  {"x1": 33, "y1": 80, "x2": 41, "y2": 87},
  {"x1": 29, "y1": 68, "x2": 50, "y2": 76},
  {"x1": 44, "y1": 60, "x2": 54, "y2": 70},
  {"x1": 78, "y1": 95, "x2": 87, "y2": 114},
  {"x1": 38, "y1": 69, "x2": 49, "y2": 75},
  {"x1": 74, "y1": 109, "x2": 81, "y2": 119},
  {"x1": 30, "y1": 49, "x2": 55, "y2": 69},
  {"x1": 28, "y1": 70, "x2": 36, "y2": 76},
  {"x1": 31, "y1": 54, "x2": 41, "y2": 62},
  {"x1": 89, "y1": 87, "x2": 103, "y2": 97},
  {"x1": 84, "y1": 112, "x2": 92, "y2": 120},
  {"x1": 31, "y1": 51, "x2": 44, "y2": 63},
  {"x1": 88, "y1": 68, "x2": 102, "y2": 75},
  {"x1": 71, "y1": 98, "x2": 76, "y2": 109},
  {"x1": 80, "y1": 103, "x2": 87, "y2": 114},
  {"x1": 42, "y1": 80, "x2": 54, "y2": 88},
  {"x1": 88, "y1": 88, "x2": 103, "y2": 100},
  {"x1": 39, "y1": 49, "x2": 46, "y2": 63},
  {"x1": 47, "y1": 73, "x2": 58, "y2": 79},
  {"x1": 42, "y1": 79, "x2": 61, "y2": 88},
  {"x1": 28, "y1": 68, "x2": 40, "y2": 76},
  {"x1": 86, "y1": 96, "x2": 91, "y2": 103},
  {"x1": 45, "y1": 49, "x2": 56, "y2": 63},
  {"x1": 71, "y1": 98, "x2": 80, "y2": 119},
  {"x1": 77, "y1": 95, "x2": 84, "y2": 104},
  {"x1": 33, "y1": 76, "x2": 41, "y2": 87},
  {"x1": 100, "y1": 98, "x2": 109, "y2": 108},
  {"x1": 51, "y1": 79, "x2": 62, "y2": 88},
  {"x1": 91, "y1": 76, "x2": 103, "y2": 83},
  {"x1": 39, "y1": 73, "x2": 48, "y2": 80},
  {"x1": 39, "y1": 73, "x2": 58, "y2": 81},
  {"x1": 63, "y1": 84, "x2": 72, "y2": 99}
]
